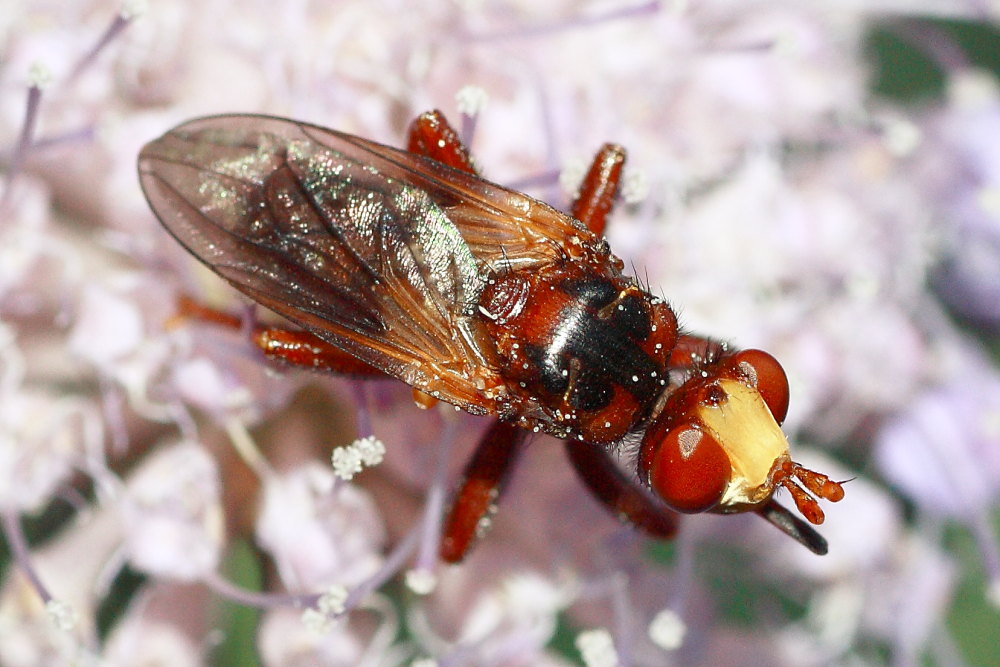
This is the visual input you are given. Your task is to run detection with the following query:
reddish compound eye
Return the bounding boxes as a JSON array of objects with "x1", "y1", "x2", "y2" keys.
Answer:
[
  {"x1": 730, "y1": 349, "x2": 790, "y2": 424},
  {"x1": 648, "y1": 424, "x2": 731, "y2": 513}
]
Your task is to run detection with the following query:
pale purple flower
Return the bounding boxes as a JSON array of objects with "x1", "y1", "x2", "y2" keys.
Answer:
[
  {"x1": 921, "y1": 70, "x2": 1000, "y2": 328},
  {"x1": 0, "y1": 505, "x2": 124, "y2": 666},
  {"x1": 859, "y1": 536, "x2": 958, "y2": 667},
  {"x1": 257, "y1": 606, "x2": 366, "y2": 666},
  {"x1": 122, "y1": 440, "x2": 224, "y2": 580},
  {"x1": 876, "y1": 360, "x2": 1000, "y2": 517},
  {"x1": 101, "y1": 583, "x2": 207, "y2": 667},
  {"x1": 1, "y1": 315, "x2": 104, "y2": 515},
  {"x1": 255, "y1": 462, "x2": 386, "y2": 591},
  {"x1": 0, "y1": 386, "x2": 103, "y2": 513},
  {"x1": 2, "y1": 1, "x2": 1000, "y2": 665},
  {"x1": 876, "y1": 346, "x2": 1000, "y2": 597},
  {"x1": 0, "y1": 178, "x2": 52, "y2": 299},
  {"x1": 68, "y1": 284, "x2": 145, "y2": 369},
  {"x1": 416, "y1": 568, "x2": 571, "y2": 665}
]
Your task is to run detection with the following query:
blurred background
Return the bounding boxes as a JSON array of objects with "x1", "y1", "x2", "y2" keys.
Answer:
[{"x1": 1, "y1": 2, "x2": 999, "y2": 665}]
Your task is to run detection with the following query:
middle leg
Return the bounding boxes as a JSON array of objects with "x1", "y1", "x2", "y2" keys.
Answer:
[{"x1": 406, "y1": 110, "x2": 530, "y2": 562}]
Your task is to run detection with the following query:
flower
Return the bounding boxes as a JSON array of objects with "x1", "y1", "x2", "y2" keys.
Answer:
[
  {"x1": 2, "y1": 2, "x2": 999, "y2": 665},
  {"x1": 920, "y1": 69, "x2": 1000, "y2": 329}
]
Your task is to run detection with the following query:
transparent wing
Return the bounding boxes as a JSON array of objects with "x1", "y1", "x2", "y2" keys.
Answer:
[{"x1": 138, "y1": 114, "x2": 599, "y2": 413}]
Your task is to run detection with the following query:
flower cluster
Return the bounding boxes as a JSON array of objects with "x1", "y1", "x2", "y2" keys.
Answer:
[{"x1": 1, "y1": 1, "x2": 998, "y2": 665}]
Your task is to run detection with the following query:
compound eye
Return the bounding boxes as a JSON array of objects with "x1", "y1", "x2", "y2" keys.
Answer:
[
  {"x1": 731, "y1": 349, "x2": 790, "y2": 424},
  {"x1": 648, "y1": 424, "x2": 731, "y2": 513}
]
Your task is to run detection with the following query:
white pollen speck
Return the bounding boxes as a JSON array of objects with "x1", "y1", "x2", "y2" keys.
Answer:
[
  {"x1": 455, "y1": 85, "x2": 489, "y2": 116},
  {"x1": 604, "y1": 421, "x2": 611, "y2": 428},
  {"x1": 301, "y1": 585, "x2": 348, "y2": 634},
  {"x1": 576, "y1": 628, "x2": 619, "y2": 667},
  {"x1": 405, "y1": 569, "x2": 438, "y2": 595},
  {"x1": 331, "y1": 446, "x2": 363, "y2": 480},
  {"x1": 631, "y1": 375, "x2": 638, "y2": 382},
  {"x1": 622, "y1": 169, "x2": 650, "y2": 203},
  {"x1": 28, "y1": 62, "x2": 54, "y2": 89},
  {"x1": 649, "y1": 609, "x2": 686, "y2": 650},
  {"x1": 46, "y1": 600, "x2": 78, "y2": 631},
  {"x1": 353, "y1": 435, "x2": 385, "y2": 466},
  {"x1": 121, "y1": 0, "x2": 149, "y2": 19}
]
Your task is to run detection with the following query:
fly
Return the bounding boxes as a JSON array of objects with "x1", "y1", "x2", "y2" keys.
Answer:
[{"x1": 138, "y1": 110, "x2": 845, "y2": 560}]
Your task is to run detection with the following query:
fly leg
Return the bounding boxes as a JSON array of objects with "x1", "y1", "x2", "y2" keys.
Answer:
[
  {"x1": 563, "y1": 152, "x2": 818, "y2": 549},
  {"x1": 174, "y1": 295, "x2": 385, "y2": 376},
  {"x1": 564, "y1": 441, "x2": 678, "y2": 538},
  {"x1": 439, "y1": 421, "x2": 527, "y2": 562},
  {"x1": 407, "y1": 110, "x2": 478, "y2": 175},
  {"x1": 570, "y1": 143, "x2": 627, "y2": 236},
  {"x1": 406, "y1": 110, "x2": 531, "y2": 562},
  {"x1": 559, "y1": 144, "x2": 685, "y2": 541}
]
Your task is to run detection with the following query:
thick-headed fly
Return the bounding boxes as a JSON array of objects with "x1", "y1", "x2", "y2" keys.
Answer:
[{"x1": 138, "y1": 110, "x2": 844, "y2": 560}]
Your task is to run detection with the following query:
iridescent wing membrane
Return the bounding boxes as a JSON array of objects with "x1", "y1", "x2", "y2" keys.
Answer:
[{"x1": 138, "y1": 114, "x2": 594, "y2": 414}]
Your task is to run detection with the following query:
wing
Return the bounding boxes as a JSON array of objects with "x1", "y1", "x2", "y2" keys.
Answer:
[{"x1": 138, "y1": 114, "x2": 599, "y2": 415}]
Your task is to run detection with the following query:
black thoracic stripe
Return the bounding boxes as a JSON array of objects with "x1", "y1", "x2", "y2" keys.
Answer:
[{"x1": 529, "y1": 281, "x2": 660, "y2": 411}]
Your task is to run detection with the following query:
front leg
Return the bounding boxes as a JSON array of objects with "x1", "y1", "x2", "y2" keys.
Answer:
[
  {"x1": 564, "y1": 440, "x2": 678, "y2": 538},
  {"x1": 571, "y1": 143, "x2": 626, "y2": 237},
  {"x1": 562, "y1": 144, "x2": 687, "y2": 540}
]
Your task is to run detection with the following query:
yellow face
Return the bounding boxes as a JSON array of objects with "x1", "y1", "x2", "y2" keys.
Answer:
[{"x1": 693, "y1": 378, "x2": 790, "y2": 512}]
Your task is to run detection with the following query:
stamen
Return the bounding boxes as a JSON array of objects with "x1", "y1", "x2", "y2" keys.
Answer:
[
  {"x1": 416, "y1": 417, "x2": 458, "y2": 571},
  {"x1": 204, "y1": 526, "x2": 423, "y2": 616},
  {"x1": 1, "y1": 509, "x2": 54, "y2": 604},
  {"x1": 68, "y1": 4, "x2": 144, "y2": 82},
  {"x1": 455, "y1": 85, "x2": 488, "y2": 147},
  {"x1": 1, "y1": 68, "x2": 46, "y2": 208}
]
